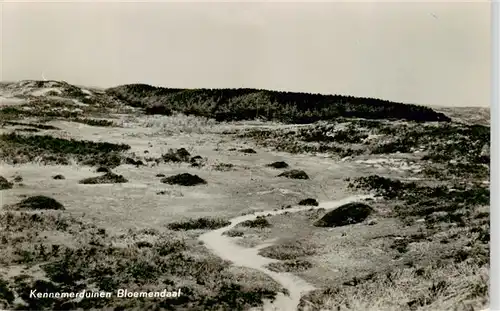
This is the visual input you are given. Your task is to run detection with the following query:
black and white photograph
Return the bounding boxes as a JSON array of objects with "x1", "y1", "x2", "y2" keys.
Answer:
[{"x1": 0, "y1": 1, "x2": 492, "y2": 311}]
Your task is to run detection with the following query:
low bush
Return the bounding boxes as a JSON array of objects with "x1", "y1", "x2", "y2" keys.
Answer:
[
  {"x1": 96, "y1": 166, "x2": 112, "y2": 173},
  {"x1": 8, "y1": 196, "x2": 65, "y2": 211},
  {"x1": 277, "y1": 170, "x2": 310, "y2": 180},
  {"x1": 240, "y1": 216, "x2": 271, "y2": 229},
  {"x1": 314, "y1": 202, "x2": 373, "y2": 227},
  {"x1": 4, "y1": 121, "x2": 60, "y2": 130},
  {"x1": 79, "y1": 173, "x2": 128, "y2": 184},
  {"x1": 0, "y1": 177, "x2": 13, "y2": 190},
  {"x1": 259, "y1": 239, "x2": 317, "y2": 260},
  {"x1": 167, "y1": 217, "x2": 230, "y2": 231},
  {"x1": 70, "y1": 118, "x2": 116, "y2": 127},
  {"x1": 0, "y1": 133, "x2": 130, "y2": 166},
  {"x1": 266, "y1": 161, "x2": 289, "y2": 169},
  {"x1": 298, "y1": 198, "x2": 319, "y2": 206},
  {"x1": 213, "y1": 163, "x2": 234, "y2": 172},
  {"x1": 161, "y1": 173, "x2": 206, "y2": 186},
  {"x1": 267, "y1": 259, "x2": 313, "y2": 273},
  {"x1": 161, "y1": 148, "x2": 191, "y2": 163},
  {"x1": 239, "y1": 148, "x2": 257, "y2": 154}
]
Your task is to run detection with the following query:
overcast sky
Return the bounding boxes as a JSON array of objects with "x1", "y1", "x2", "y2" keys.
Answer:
[{"x1": 1, "y1": 1, "x2": 491, "y2": 107}]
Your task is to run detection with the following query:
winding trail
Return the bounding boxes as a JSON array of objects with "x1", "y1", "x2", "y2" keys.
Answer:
[{"x1": 198, "y1": 194, "x2": 374, "y2": 311}]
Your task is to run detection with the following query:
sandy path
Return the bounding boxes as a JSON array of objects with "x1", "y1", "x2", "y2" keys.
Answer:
[{"x1": 198, "y1": 194, "x2": 374, "y2": 311}]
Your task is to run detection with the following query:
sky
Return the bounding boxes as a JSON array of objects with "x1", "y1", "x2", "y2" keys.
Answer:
[{"x1": 1, "y1": 1, "x2": 491, "y2": 107}]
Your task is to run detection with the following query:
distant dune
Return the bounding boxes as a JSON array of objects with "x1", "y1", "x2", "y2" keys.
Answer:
[
  {"x1": 106, "y1": 83, "x2": 452, "y2": 123},
  {"x1": 434, "y1": 106, "x2": 490, "y2": 126},
  {"x1": 0, "y1": 79, "x2": 490, "y2": 311}
]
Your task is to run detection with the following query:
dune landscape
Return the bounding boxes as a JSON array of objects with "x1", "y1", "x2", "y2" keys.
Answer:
[{"x1": 0, "y1": 80, "x2": 490, "y2": 311}]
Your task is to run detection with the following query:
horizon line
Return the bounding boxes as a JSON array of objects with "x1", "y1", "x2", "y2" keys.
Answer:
[{"x1": 0, "y1": 78, "x2": 490, "y2": 109}]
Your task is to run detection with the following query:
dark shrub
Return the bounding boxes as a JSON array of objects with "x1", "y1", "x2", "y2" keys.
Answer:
[
  {"x1": 176, "y1": 148, "x2": 191, "y2": 161},
  {"x1": 190, "y1": 155, "x2": 206, "y2": 167},
  {"x1": 70, "y1": 118, "x2": 115, "y2": 127},
  {"x1": 12, "y1": 195, "x2": 65, "y2": 210},
  {"x1": 239, "y1": 148, "x2": 257, "y2": 154},
  {"x1": 298, "y1": 198, "x2": 319, "y2": 206},
  {"x1": 278, "y1": 170, "x2": 310, "y2": 180},
  {"x1": 224, "y1": 230, "x2": 244, "y2": 237},
  {"x1": 135, "y1": 241, "x2": 153, "y2": 248},
  {"x1": 1, "y1": 133, "x2": 130, "y2": 155},
  {"x1": 5, "y1": 121, "x2": 59, "y2": 130},
  {"x1": 162, "y1": 148, "x2": 191, "y2": 163},
  {"x1": 125, "y1": 157, "x2": 138, "y2": 165},
  {"x1": 79, "y1": 173, "x2": 128, "y2": 184},
  {"x1": 0, "y1": 176, "x2": 13, "y2": 190},
  {"x1": 162, "y1": 153, "x2": 181, "y2": 163},
  {"x1": 167, "y1": 217, "x2": 230, "y2": 230},
  {"x1": 267, "y1": 259, "x2": 313, "y2": 273},
  {"x1": 213, "y1": 163, "x2": 234, "y2": 171},
  {"x1": 145, "y1": 104, "x2": 173, "y2": 115},
  {"x1": 124, "y1": 157, "x2": 144, "y2": 166},
  {"x1": 372, "y1": 140, "x2": 413, "y2": 154},
  {"x1": 161, "y1": 173, "x2": 206, "y2": 186},
  {"x1": 0, "y1": 278, "x2": 15, "y2": 306},
  {"x1": 314, "y1": 202, "x2": 373, "y2": 227},
  {"x1": 349, "y1": 175, "x2": 409, "y2": 199},
  {"x1": 0, "y1": 133, "x2": 129, "y2": 167},
  {"x1": 190, "y1": 155, "x2": 203, "y2": 162},
  {"x1": 267, "y1": 161, "x2": 289, "y2": 169},
  {"x1": 81, "y1": 152, "x2": 123, "y2": 168},
  {"x1": 241, "y1": 216, "x2": 271, "y2": 228},
  {"x1": 96, "y1": 166, "x2": 111, "y2": 173},
  {"x1": 52, "y1": 174, "x2": 65, "y2": 180},
  {"x1": 15, "y1": 128, "x2": 39, "y2": 133}
]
